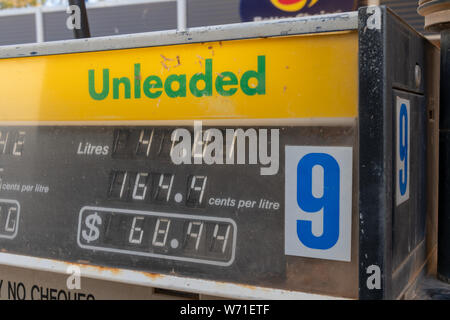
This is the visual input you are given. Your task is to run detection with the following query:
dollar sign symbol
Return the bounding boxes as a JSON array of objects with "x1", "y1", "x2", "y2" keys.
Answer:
[{"x1": 82, "y1": 212, "x2": 102, "y2": 243}]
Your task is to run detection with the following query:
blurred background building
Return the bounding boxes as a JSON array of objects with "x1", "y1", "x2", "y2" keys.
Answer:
[{"x1": 0, "y1": 0, "x2": 437, "y2": 46}]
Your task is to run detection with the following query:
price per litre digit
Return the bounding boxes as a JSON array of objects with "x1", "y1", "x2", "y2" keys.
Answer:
[
  {"x1": 108, "y1": 170, "x2": 207, "y2": 207},
  {"x1": 0, "y1": 199, "x2": 20, "y2": 239},
  {"x1": 77, "y1": 207, "x2": 236, "y2": 266}
]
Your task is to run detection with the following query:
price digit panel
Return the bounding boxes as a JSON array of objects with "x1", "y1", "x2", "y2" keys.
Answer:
[
  {"x1": 0, "y1": 125, "x2": 355, "y2": 288},
  {"x1": 77, "y1": 207, "x2": 236, "y2": 266}
]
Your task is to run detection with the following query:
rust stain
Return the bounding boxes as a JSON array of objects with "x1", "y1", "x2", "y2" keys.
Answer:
[
  {"x1": 159, "y1": 54, "x2": 182, "y2": 70},
  {"x1": 142, "y1": 271, "x2": 164, "y2": 280},
  {"x1": 17, "y1": 256, "x2": 170, "y2": 279},
  {"x1": 160, "y1": 54, "x2": 172, "y2": 62},
  {"x1": 234, "y1": 283, "x2": 258, "y2": 290},
  {"x1": 73, "y1": 260, "x2": 122, "y2": 275},
  {"x1": 213, "y1": 280, "x2": 258, "y2": 291},
  {"x1": 77, "y1": 260, "x2": 90, "y2": 265},
  {"x1": 161, "y1": 61, "x2": 169, "y2": 70},
  {"x1": 72, "y1": 260, "x2": 165, "y2": 279},
  {"x1": 174, "y1": 56, "x2": 181, "y2": 68},
  {"x1": 18, "y1": 256, "x2": 124, "y2": 276}
]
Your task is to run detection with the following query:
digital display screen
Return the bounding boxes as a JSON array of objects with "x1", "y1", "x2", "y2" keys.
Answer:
[
  {"x1": 0, "y1": 199, "x2": 19, "y2": 239},
  {"x1": 78, "y1": 207, "x2": 236, "y2": 266},
  {"x1": 0, "y1": 125, "x2": 355, "y2": 288}
]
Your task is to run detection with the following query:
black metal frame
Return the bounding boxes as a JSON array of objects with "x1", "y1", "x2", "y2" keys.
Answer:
[
  {"x1": 438, "y1": 29, "x2": 450, "y2": 283},
  {"x1": 358, "y1": 6, "x2": 387, "y2": 300},
  {"x1": 358, "y1": 6, "x2": 437, "y2": 299}
]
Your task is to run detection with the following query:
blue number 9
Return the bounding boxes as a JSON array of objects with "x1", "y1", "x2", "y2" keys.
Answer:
[
  {"x1": 399, "y1": 103, "x2": 408, "y2": 196},
  {"x1": 297, "y1": 153, "x2": 340, "y2": 250}
]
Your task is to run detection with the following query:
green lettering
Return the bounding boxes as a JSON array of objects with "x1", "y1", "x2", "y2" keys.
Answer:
[
  {"x1": 143, "y1": 75, "x2": 163, "y2": 99},
  {"x1": 88, "y1": 69, "x2": 109, "y2": 100},
  {"x1": 113, "y1": 77, "x2": 131, "y2": 99},
  {"x1": 215, "y1": 72, "x2": 238, "y2": 96},
  {"x1": 134, "y1": 63, "x2": 141, "y2": 99},
  {"x1": 165, "y1": 74, "x2": 186, "y2": 98},
  {"x1": 90, "y1": 57, "x2": 267, "y2": 100},
  {"x1": 240, "y1": 55, "x2": 266, "y2": 96},
  {"x1": 189, "y1": 59, "x2": 212, "y2": 97}
]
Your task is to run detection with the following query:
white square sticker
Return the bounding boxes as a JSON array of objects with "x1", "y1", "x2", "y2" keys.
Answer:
[{"x1": 285, "y1": 146, "x2": 353, "y2": 261}]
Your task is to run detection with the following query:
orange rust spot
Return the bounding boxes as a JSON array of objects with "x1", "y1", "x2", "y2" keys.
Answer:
[
  {"x1": 214, "y1": 281, "x2": 265, "y2": 290},
  {"x1": 235, "y1": 283, "x2": 258, "y2": 290},
  {"x1": 174, "y1": 56, "x2": 181, "y2": 67},
  {"x1": 73, "y1": 261, "x2": 122, "y2": 275},
  {"x1": 23, "y1": 256, "x2": 165, "y2": 280},
  {"x1": 213, "y1": 280, "x2": 258, "y2": 290},
  {"x1": 142, "y1": 271, "x2": 164, "y2": 280},
  {"x1": 74, "y1": 260, "x2": 163, "y2": 279},
  {"x1": 1, "y1": 249, "x2": 7, "y2": 253}
]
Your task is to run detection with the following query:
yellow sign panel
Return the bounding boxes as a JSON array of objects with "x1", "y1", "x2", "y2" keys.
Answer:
[{"x1": 0, "y1": 31, "x2": 357, "y2": 122}]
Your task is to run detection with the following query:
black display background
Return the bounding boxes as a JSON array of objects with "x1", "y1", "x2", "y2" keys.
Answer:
[{"x1": 0, "y1": 125, "x2": 353, "y2": 288}]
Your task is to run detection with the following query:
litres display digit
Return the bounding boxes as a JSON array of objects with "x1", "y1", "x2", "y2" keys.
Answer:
[
  {"x1": 112, "y1": 128, "x2": 171, "y2": 159},
  {"x1": 136, "y1": 129, "x2": 154, "y2": 157}
]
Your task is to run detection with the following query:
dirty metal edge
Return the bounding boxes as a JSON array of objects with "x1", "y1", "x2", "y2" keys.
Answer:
[
  {"x1": 0, "y1": 252, "x2": 349, "y2": 300},
  {"x1": 0, "y1": 11, "x2": 358, "y2": 59}
]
